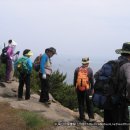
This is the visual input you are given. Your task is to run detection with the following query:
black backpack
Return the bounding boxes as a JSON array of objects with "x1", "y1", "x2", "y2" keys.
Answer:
[
  {"x1": 92, "y1": 60, "x2": 127, "y2": 109},
  {"x1": 0, "y1": 46, "x2": 9, "y2": 64}
]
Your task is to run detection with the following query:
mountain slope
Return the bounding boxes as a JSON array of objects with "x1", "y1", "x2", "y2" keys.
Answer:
[{"x1": 0, "y1": 81, "x2": 103, "y2": 130}]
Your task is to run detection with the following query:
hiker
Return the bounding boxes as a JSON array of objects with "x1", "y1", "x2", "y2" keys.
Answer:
[
  {"x1": 73, "y1": 57, "x2": 95, "y2": 122},
  {"x1": 5, "y1": 39, "x2": 17, "y2": 83},
  {"x1": 39, "y1": 47, "x2": 57, "y2": 104},
  {"x1": 94, "y1": 42, "x2": 130, "y2": 130},
  {"x1": 16, "y1": 49, "x2": 33, "y2": 100},
  {"x1": 13, "y1": 51, "x2": 20, "y2": 62},
  {"x1": 11, "y1": 51, "x2": 20, "y2": 81}
]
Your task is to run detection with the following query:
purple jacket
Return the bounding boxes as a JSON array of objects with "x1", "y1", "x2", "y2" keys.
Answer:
[{"x1": 7, "y1": 46, "x2": 14, "y2": 60}]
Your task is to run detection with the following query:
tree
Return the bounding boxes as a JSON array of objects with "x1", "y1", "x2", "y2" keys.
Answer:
[{"x1": 49, "y1": 70, "x2": 78, "y2": 110}]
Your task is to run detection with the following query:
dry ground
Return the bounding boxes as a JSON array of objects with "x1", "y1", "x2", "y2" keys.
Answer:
[
  {"x1": 0, "y1": 102, "x2": 26, "y2": 130},
  {"x1": 0, "y1": 102, "x2": 54, "y2": 130}
]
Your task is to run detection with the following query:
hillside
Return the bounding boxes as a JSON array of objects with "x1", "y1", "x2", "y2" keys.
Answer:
[{"x1": 0, "y1": 81, "x2": 103, "y2": 130}]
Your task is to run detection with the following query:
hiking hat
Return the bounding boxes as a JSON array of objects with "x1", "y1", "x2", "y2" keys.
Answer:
[
  {"x1": 23, "y1": 49, "x2": 33, "y2": 56},
  {"x1": 47, "y1": 47, "x2": 57, "y2": 54},
  {"x1": 115, "y1": 42, "x2": 130, "y2": 54},
  {"x1": 11, "y1": 40, "x2": 17, "y2": 46},
  {"x1": 82, "y1": 57, "x2": 89, "y2": 64},
  {"x1": 8, "y1": 39, "x2": 17, "y2": 46}
]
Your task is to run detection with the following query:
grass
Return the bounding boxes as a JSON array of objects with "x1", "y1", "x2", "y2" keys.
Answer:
[
  {"x1": 19, "y1": 111, "x2": 53, "y2": 130},
  {"x1": 0, "y1": 102, "x2": 54, "y2": 130}
]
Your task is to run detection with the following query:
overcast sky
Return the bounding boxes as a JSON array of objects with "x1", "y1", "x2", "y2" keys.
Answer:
[{"x1": 0, "y1": 0, "x2": 130, "y2": 60}]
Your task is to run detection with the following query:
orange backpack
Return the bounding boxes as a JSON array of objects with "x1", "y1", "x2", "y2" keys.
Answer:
[{"x1": 76, "y1": 67, "x2": 90, "y2": 91}]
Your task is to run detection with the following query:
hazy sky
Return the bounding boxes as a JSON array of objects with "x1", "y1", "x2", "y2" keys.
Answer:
[{"x1": 0, "y1": 0, "x2": 130, "y2": 59}]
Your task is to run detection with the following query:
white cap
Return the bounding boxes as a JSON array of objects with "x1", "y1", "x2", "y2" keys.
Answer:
[{"x1": 11, "y1": 40, "x2": 17, "y2": 46}]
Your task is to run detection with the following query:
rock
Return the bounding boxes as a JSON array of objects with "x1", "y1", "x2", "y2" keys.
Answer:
[
  {"x1": 0, "y1": 88, "x2": 4, "y2": 96},
  {"x1": 0, "y1": 81, "x2": 103, "y2": 130},
  {"x1": 2, "y1": 87, "x2": 17, "y2": 97},
  {"x1": 0, "y1": 82, "x2": 6, "y2": 87}
]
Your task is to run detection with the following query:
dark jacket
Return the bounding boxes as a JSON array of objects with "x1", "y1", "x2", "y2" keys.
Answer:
[
  {"x1": 73, "y1": 66, "x2": 94, "y2": 89},
  {"x1": 118, "y1": 56, "x2": 130, "y2": 101}
]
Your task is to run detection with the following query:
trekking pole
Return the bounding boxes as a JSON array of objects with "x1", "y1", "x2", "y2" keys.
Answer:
[{"x1": 4, "y1": 43, "x2": 5, "y2": 48}]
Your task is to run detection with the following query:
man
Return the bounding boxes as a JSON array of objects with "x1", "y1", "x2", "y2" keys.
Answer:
[
  {"x1": 96, "y1": 42, "x2": 130, "y2": 130},
  {"x1": 112, "y1": 42, "x2": 130, "y2": 130},
  {"x1": 73, "y1": 57, "x2": 95, "y2": 122},
  {"x1": 39, "y1": 47, "x2": 57, "y2": 104}
]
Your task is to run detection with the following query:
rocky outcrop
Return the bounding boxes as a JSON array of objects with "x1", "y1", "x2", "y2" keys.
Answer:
[{"x1": 0, "y1": 81, "x2": 103, "y2": 130}]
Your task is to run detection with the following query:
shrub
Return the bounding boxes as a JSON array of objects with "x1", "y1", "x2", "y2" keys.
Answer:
[
  {"x1": 30, "y1": 70, "x2": 41, "y2": 93},
  {"x1": 0, "y1": 63, "x2": 6, "y2": 80},
  {"x1": 49, "y1": 70, "x2": 78, "y2": 110},
  {"x1": 19, "y1": 111, "x2": 52, "y2": 129}
]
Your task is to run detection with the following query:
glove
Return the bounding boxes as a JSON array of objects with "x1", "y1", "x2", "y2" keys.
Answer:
[{"x1": 42, "y1": 74, "x2": 46, "y2": 79}]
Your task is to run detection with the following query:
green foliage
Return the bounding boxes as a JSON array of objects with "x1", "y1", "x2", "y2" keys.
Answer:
[
  {"x1": 49, "y1": 70, "x2": 78, "y2": 110},
  {"x1": 30, "y1": 70, "x2": 40, "y2": 92},
  {"x1": 19, "y1": 111, "x2": 52, "y2": 129},
  {"x1": 0, "y1": 63, "x2": 6, "y2": 80}
]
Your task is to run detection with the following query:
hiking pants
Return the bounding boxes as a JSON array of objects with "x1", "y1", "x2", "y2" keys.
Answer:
[
  {"x1": 104, "y1": 104, "x2": 129, "y2": 130},
  {"x1": 39, "y1": 73, "x2": 50, "y2": 102},
  {"x1": 6, "y1": 59, "x2": 12, "y2": 81},
  {"x1": 117, "y1": 104, "x2": 129, "y2": 130},
  {"x1": 18, "y1": 73, "x2": 31, "y2": 100},
  {"x1": 77, "y1": 90, "x2": 94, "y2": 119}
]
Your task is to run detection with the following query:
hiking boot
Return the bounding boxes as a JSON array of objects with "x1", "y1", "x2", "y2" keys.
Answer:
[
  {"x1": 39, "y1": 100, "x2": 51, "y2": 104},
  {"x1": 25, "y1": 98, "x2": 30, "y2": 100},
  {"x1": 77, "y1": 117, "x2": 87, "y2": 122},
  {"x1": 46, "y1": 100, "x2": 51, "y2": 105}
]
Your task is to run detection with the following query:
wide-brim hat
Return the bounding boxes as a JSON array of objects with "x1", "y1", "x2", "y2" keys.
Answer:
[
  {"x1": 115, "y1": 42, "x2": 130, "y2": 54},
  {"x1": 47, "y1": 47, "x2": 57, "y2": 54},
  {"x1": 82, "y1": 57, "x2": 89, "y2": 64},
  {"x1": 25, "y1": 51, "x2": 33, "y2": 56},
  {"x1": 23, "y1": 49, "x2": 33, "y2": 56}
]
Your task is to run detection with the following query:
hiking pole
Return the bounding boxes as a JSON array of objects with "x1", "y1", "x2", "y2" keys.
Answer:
[{"x1": 4, "y1": 43, "x2": 5, "y2": 48}]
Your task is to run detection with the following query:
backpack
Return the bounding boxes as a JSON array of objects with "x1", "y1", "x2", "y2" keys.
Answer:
[
  {"x1": 76, "y1": 67, "x2": 90, "y2": 91},
  {"x1": 15, "y1": 57, "x2": 29, "y2": 74},
  {"x1": 33, "y1": 55, "x2": 42, "y2": 72},
  {"x1": 92, "y1": 60, "x2": 127, "y2": 109},
  {"x1": 0, "y1": 46, "x2": 9, "y2": 64}
]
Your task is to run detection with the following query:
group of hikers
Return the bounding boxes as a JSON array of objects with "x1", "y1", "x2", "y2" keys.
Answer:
[
  {"x1": 0, "y1": 39, "x2": 130, "y2": 130},
  {"x1": 73, "y1": 42, "x2": 130, "y2": 130},
  {"x1": 0, "y1": 39, "x2": 57, "y2": 103}
]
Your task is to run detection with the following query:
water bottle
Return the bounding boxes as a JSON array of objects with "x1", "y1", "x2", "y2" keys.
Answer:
[{"x1": 128, "y1": 106, "x2": 130, "y2": 122}]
